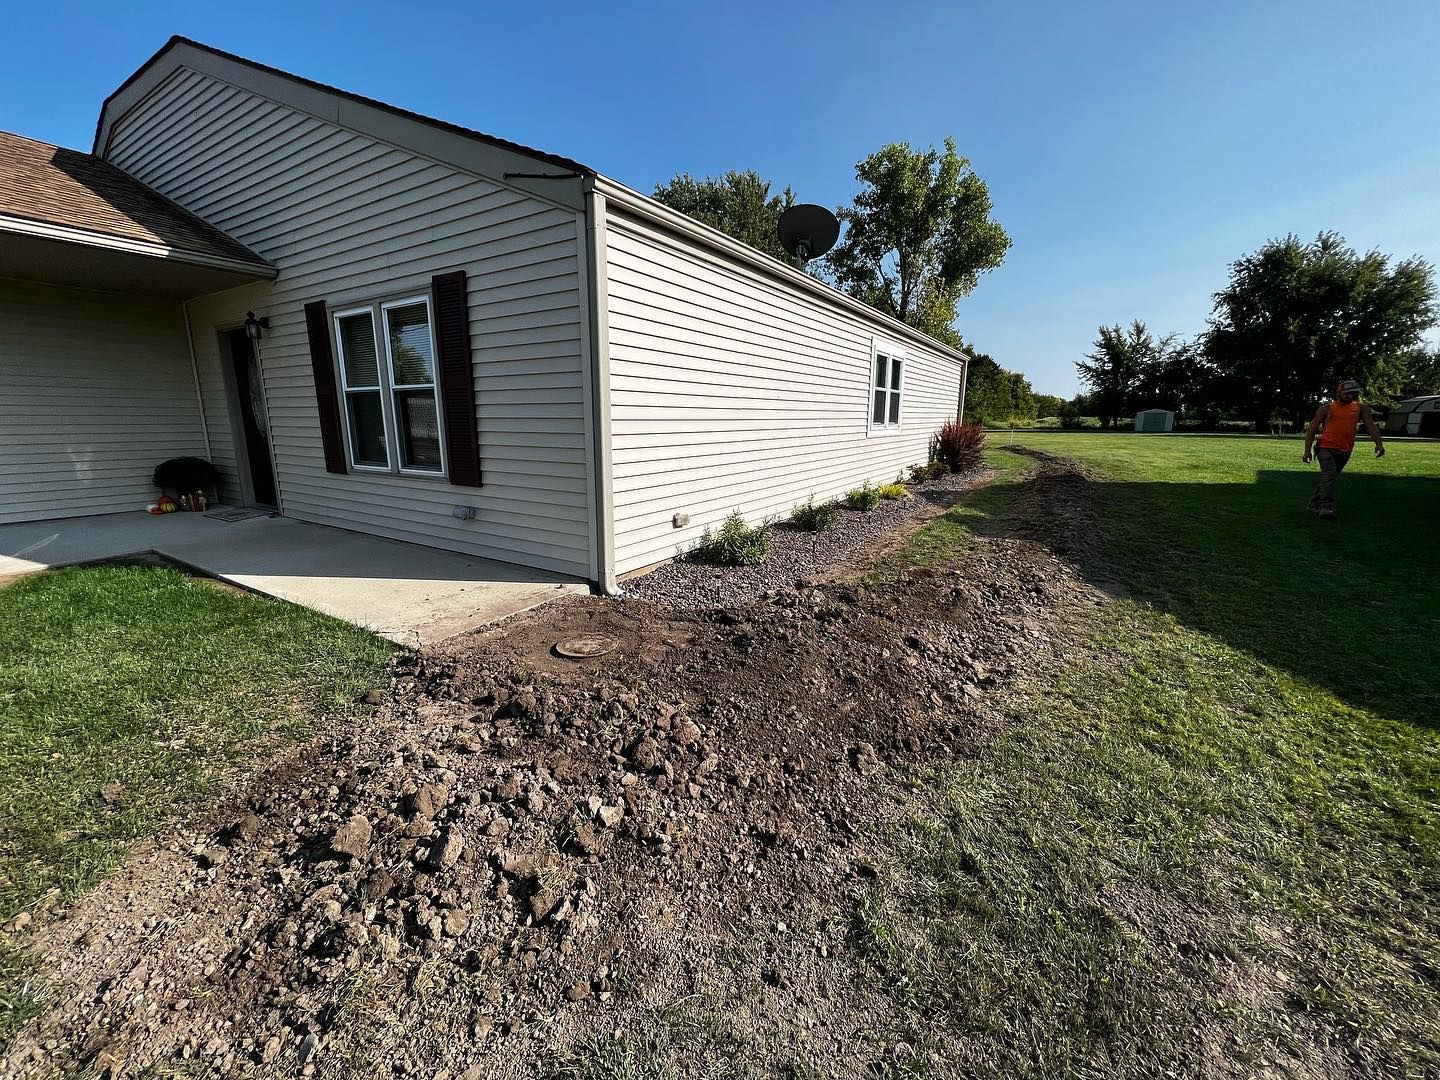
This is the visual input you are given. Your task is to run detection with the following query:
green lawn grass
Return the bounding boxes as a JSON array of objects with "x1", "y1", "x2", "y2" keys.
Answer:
[
  {"x1": 993, "y1": 433, "x2": 1440, "y2": 728},
  {"x1": 861, "y1": 434, "x2": 1440, "y2": 1078},
  {"x1": 0, "y1": 563, "x2": 393, "y2": 1041}
]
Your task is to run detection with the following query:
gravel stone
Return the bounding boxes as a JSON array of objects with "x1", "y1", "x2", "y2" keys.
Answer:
[{"x1": 622, "y1": 471, "x2": 984, "y2": 608}]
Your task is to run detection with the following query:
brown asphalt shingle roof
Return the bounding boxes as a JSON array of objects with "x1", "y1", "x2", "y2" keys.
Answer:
[{"x1": 0, "y1": 129, "x2": 272, "y2": 268}]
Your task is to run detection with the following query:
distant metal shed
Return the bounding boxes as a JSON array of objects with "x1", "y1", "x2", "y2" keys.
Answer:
[
  {"x1": 1384, "y1": 395, "x2": 1440, "y2": 436},
  {"x1": 1134, "y1": 409, "x2": 1175, "y2": 433}
]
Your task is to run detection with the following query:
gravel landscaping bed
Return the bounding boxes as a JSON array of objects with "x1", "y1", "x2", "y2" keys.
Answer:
[{"x1": 622, "y1": 469, "x2": 989, "y2": 608}]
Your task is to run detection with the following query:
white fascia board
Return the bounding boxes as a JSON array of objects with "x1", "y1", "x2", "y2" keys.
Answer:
[
  {"x1": 0, "y1": 213, "x2": 278, "y2": 278},
  {"x1": 591, "y1": 175, "x2": 970, "y2": 367}
]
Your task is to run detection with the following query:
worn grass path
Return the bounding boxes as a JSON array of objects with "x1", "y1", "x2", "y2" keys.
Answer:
[{"x1": 861, "y1": 436, "x2": 1440, "y2": 1078}]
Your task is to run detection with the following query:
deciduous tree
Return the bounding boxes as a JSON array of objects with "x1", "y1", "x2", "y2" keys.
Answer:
[
  {"x1": 1202, "y1": 232, "x2": 1436, "y2": 428},
  {"x1": 826, "y1": 139, "x2": 1010, "y2": 343},
  {"x1": 1397, "y1": 345, "x2": 1440, "y2": 400},
  {"x1": 652, "y1": 171, "x2": 796, "y2": 263},
  {"x1": 1033, "y1": 393, "x2": 1068, "y2": 419},
  {"x1": 964, "y1": 352, "x2": 1037, "y2": 426},
  {"x1": 1078, "y1": 321, "x2": 1158, "y2": 428}
]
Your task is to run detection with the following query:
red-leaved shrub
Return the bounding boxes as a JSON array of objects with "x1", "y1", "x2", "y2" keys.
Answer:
[{"x1": 930, "y1": 420, "x2": 986, "y2": 473}]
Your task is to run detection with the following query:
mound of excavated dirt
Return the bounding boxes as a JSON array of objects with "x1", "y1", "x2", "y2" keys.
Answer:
[{"x1": 3, "y1": 460, "x2": 1096, "y2": 1079}]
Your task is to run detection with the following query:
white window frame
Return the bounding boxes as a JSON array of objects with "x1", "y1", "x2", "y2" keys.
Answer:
[
  {"x1": 334, "y1": 304, "x2": 391, "y2": 473},
  {"x1": 332, "y1": 294, "x2": 448, "y2": 479},
  {"x1": 381, "y1": 295, "x2": 447, "y2": 478},
  {"x1": 868, "y1": 338, "x2": 905, "y2": 434}
]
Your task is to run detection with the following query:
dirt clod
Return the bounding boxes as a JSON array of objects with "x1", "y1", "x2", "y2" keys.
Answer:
[{"x1": 330, "y1": 814, "x2": 372, "y2": 860}]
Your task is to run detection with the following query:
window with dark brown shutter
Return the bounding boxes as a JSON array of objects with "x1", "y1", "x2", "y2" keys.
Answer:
[
  {"x1": 303, "y1": 299, "x2": 348, "y2": 474},
  {"x1": 431, "y1": 270, "x2": 482, "y2": 488}
]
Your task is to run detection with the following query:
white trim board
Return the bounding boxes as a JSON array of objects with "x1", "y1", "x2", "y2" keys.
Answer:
[{"x1": 0, "y1": 213, "x2": 276, "y2": 278}]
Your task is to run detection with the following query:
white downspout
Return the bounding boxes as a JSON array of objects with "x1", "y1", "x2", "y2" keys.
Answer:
[
  {"x1": 182, "y1": 298, "x2": 212, "y2": 460},
  {"x1": 582, "y1": 180, "x2": 621, "y2": 596},
  {"x1": 957, "y1": 356, "x2": 969, "y2": 423}
]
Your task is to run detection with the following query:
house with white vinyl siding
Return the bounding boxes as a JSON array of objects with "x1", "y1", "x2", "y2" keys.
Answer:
[{"x1": 0, "y1": 36, "x2": 967, "y2": 592}]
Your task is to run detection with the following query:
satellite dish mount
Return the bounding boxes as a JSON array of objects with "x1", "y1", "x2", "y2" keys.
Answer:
[{"x1": 778, "y1": 203, "x2": 840, "y2": 268}]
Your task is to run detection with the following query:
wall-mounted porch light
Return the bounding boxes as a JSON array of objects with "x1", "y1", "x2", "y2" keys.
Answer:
[{"x1": 244, "y1": 311, "x2": 270, "y2": 343}]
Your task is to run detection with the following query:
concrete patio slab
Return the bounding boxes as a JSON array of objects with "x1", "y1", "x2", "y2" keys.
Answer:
[{"x1": 0, "y1": 509, "x2": 587, "y2": 646}]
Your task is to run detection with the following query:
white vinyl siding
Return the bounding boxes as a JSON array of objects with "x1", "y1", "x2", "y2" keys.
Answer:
[
  {"x1": 604, "y1": 209, "x2": 963, "y2": 575},
  {"x1": 106, "y1": 66, "x2": 593, "y2": 578},
  {"x1": 0, "y1": 277, "x2": 204, "y2": 524}
]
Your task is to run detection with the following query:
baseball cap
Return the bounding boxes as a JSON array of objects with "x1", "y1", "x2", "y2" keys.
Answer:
[{"x1": 1338, "y1": 379, "x2": 1361, "y2": 395}]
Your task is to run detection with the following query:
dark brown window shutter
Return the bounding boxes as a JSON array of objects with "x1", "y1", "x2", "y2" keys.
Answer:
[
  {"x1": 432, "y1": 270, "x2": 482, "y2": 487},
  {"x1": 303, "y1": 300, "x2": 347, "y2": 474}
]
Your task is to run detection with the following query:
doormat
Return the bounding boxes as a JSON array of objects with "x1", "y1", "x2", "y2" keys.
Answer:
[{"x1": 204, "y1": 507, "x2": 272, "y2": 522}]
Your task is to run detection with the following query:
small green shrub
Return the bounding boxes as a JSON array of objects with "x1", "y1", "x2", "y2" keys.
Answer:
[
  {"x1": 689, "y1": 512, "x2": 771, "y2": 566},
  {"x1": 790, "y1": 498, "x2": 840, "y2": 532},
  {"x1": 906, "y1": 461, "x2": 945, "y2": 483},
  {"x1": 845, "y1": 483, "x2": 882, "y2": 511},
  {"x1": 877, "y1": 482, "x2": 909, "y2": 501}
]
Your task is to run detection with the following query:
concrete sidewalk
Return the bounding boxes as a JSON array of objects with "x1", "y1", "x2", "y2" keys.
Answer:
[{"x1": 0, "y1": 510, "x2": 587, "y2": 646}]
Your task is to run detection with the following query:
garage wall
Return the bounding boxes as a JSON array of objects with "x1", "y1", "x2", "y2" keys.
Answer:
[
  {"x1": 604, "y1": 209, "x2": 964, "y2": 575},
  {"x1": 104, "y1": 64, "x2": 595, "y2": 579},
  {"x1": 0, "y1": 277, "x2": 204, "y2": 524}
]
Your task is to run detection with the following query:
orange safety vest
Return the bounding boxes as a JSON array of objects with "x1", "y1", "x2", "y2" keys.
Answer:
[{"x1": 1318, "y1": 399, "x2": 1360, "y2": 452}]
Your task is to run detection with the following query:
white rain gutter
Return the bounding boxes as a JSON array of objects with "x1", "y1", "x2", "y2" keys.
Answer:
[
  {"x1": 181, "y1": 298, "x2": 212, "y2": 460},
  {"x1": 0, "y1": 214, "x2": 278, "y2": 278},
  {"x1": 958, "y1": 356, "x2": 970, "y2": 422}
]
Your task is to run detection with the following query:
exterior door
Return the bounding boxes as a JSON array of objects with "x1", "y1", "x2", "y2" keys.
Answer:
[{"x1": 226, "y1": 328, "x2": 278, "y2": 508}]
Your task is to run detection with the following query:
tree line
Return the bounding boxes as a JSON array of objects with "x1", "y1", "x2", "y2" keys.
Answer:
[{"x1": 1075, "y1": 233, "x2": 1439, "y2": 430}]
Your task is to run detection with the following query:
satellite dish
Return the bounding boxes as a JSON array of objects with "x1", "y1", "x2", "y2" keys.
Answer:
[{"x1": 778, "y1": 203, "x2": 840, "y2": 265}]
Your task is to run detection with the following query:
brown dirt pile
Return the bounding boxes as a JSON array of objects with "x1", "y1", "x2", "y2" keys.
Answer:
[{"x1": 4, "y1": 461, "x2": 1094, "y2": 1078}]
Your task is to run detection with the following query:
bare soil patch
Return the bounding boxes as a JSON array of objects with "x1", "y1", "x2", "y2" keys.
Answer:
[{"x1": 2, "y1": 462, "x2": 1094, "y2": 1078}]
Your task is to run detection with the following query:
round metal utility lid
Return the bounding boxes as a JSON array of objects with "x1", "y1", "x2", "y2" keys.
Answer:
[{"x1": 554, "y1": 633, "x2": 619, "y2": 659}]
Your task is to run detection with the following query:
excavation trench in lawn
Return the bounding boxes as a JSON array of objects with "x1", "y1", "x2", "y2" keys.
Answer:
[{"x1": 3, "y1": 458, "x2": 1094, "y2": 1077}]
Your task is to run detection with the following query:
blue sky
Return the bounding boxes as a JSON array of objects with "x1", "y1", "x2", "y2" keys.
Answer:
[{"x1": 3, "y1": 1, "x2": 1438, "y2": 395}]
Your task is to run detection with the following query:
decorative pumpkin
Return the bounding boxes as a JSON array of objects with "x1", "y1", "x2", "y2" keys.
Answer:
[{"x1": 157, "y1": 496, "x2": 178, "y2": 514}]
